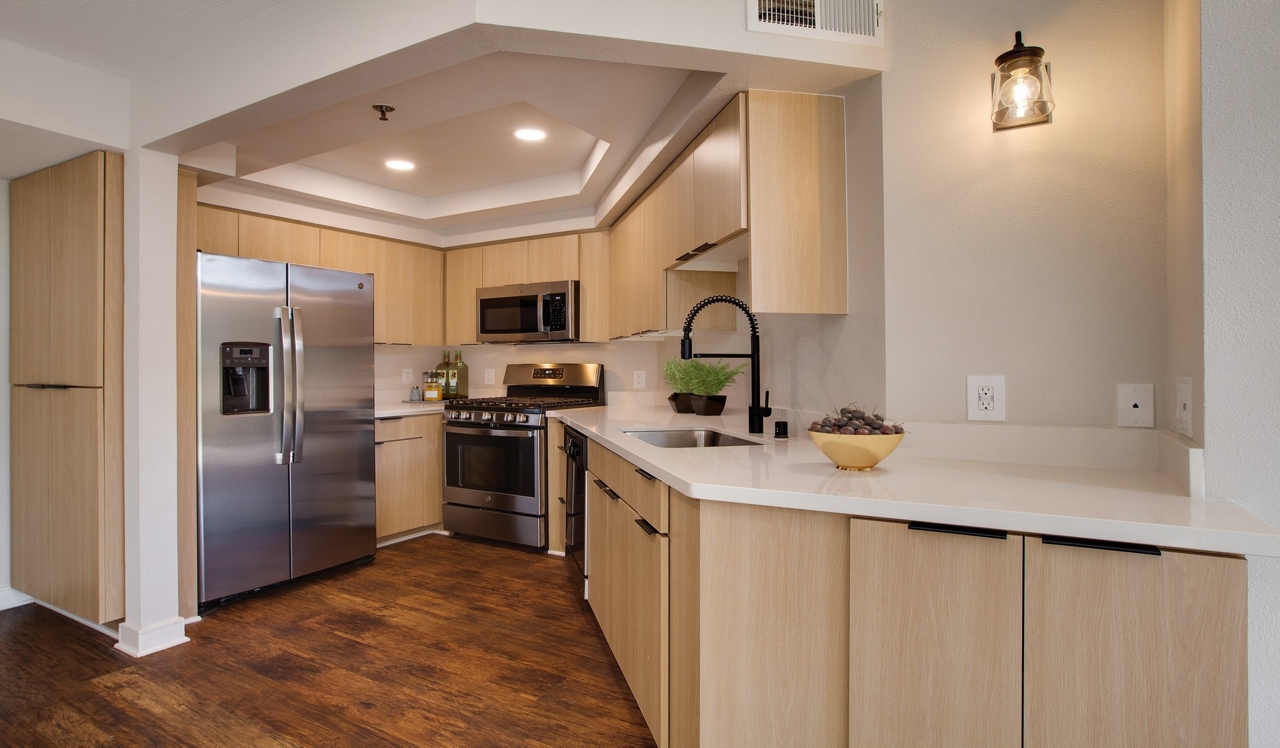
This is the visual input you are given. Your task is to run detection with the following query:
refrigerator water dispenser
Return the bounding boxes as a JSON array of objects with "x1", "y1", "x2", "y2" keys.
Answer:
[{"x1": 220, "y1": 343, "x2": 271, "y2": 414}]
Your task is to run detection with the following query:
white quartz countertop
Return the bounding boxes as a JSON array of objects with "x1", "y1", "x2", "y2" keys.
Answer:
[
  {"x1": 375, "y1": 402, "x2": 446, "y2": 418},
  {"x1": 552, "y1": 405, "x2": 1280, "y2": 557}
]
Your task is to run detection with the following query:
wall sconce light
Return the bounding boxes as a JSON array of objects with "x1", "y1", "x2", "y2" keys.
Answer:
[{"x1": 992, "y1": 31, "x2": 1054, "y2": 130}]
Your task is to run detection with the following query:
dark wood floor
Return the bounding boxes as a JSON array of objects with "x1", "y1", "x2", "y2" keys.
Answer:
[{"x1": 0, "y1": 534, "x2": 655, "y2": 746}]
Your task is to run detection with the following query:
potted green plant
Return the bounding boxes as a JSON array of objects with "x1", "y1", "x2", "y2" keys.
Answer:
[{"x1": 663, "y1": 358, "x2": 746, "y2": 416}]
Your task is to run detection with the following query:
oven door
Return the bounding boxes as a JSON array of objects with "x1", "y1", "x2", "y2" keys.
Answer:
[{"x1": 443, "y1": 425, "x2": 544, "y2": 515}]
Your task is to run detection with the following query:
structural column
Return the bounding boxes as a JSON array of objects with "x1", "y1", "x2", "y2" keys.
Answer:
[
  {"x1": 1200, "y1": 0, "x2": 1280, "y2": 741},
  {"x1": 0, "y1": 178, "x2": 30, "y2": 612},
  {"x1": 117, "y1": 147, "x2": 186, "y2": 656}
]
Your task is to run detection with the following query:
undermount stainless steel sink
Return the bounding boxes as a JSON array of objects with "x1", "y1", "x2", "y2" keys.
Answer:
[{"x1": 622, "y1": 429, "x2": 762, "y2": 448}]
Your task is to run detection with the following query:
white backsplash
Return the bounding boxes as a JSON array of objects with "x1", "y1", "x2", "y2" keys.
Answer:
[{"x1": 374, "y1": 340, "x2": 670, "y2": 404}]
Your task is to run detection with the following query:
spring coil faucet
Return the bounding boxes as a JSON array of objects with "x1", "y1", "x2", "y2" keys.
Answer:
[{"x1": 680, "y1": 295, "x2": 771, "y2": 433}]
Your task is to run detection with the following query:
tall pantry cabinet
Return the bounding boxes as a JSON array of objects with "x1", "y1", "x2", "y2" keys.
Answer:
[{"x1": 10, "y1": 152, "x2": 125, "y2": 624}]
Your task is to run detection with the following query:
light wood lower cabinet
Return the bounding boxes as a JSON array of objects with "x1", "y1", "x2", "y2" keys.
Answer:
[
  {"x1": 849, "y1": 519, "x2": 1022, "y2": 747},
  {"x1": 1023, "y1": 536, "x2": 1247, "y2": 747},
  {"x1": 587, "y1": 470, "x2": 669, "y2": 747},
  {"x1": 12, "y1": 387, "x2": 122, "y2": 623},
  {"x1": 374, "y1": 414, "x2": 442, "y2": 538},
  {"x1": 547, "y1": 419, "x2": 566, "y2": 553}
]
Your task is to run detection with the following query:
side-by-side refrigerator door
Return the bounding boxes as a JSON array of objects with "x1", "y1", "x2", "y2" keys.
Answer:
[
  {"x1": 197, "y1": 254, "x2": 291, "y2": 603},
  {"x1": 286, "y1": 264, "x2": 376, "y2": 578}
]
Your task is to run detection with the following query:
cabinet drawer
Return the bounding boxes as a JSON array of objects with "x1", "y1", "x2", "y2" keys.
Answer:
[
  {"x1": 588, "y1": 441, "x2": 667, "y2": 532},
  {"x1": 375, "y1": 415, "x2": 433, "y2": 443}
]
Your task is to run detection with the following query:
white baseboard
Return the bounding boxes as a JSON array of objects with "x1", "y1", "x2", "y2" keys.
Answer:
[
  {"x1": 184, "y1": 615, "x2": 203, "y2": 626},
  {"x1": 891, "y1": 421, "x2": 1159, "y2": 471},
  {"x1": 546, "y1": 549, "x2": 566, "y2": 557},
  {"x1": 0, "y1": 587, "x2": 33, "y2": 611},
  {"x1": 116, "y1": 616, "x2": 189, "y2": 657},
  {"x1": 1158, "y1": 429, "x2": 1206, "y2": 498},
  {"x1": 377, "y1": 527, "x2": 449, "y2": 548},
  {"x1": 31, "y1": 600, "x2": 119, "y2": 639}
]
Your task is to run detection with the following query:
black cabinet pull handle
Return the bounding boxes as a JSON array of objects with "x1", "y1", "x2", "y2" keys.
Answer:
[
  {"x1": 556, "y1": 445, "x2": 566, "y2": 453},
  {"x1": 379, "y1": 416, "x2": 404, "y2": 421},
  {"x1": 558, "y1": 496, "x2": 566, "y2": 505},
  {"x1": 635, "y1": 518, "x2": 659, "y2": 536},
  {"x1": 635, "y1": 468, "x2": 655, "y2": 481},
  {"x1": 592, "y1": 478, "x2": 620, "y2": 501},
  {"x1": 908, "y1": 521, "x2": 1007, "y2": 540},
  {"x1": 1041, "y1": 535, "x2": 1161, "y2": 556}
]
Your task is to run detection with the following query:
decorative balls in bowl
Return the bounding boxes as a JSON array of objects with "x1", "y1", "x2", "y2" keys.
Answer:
[{"x1": 808, "y1": 407, "x2": 904, "y2": 471}]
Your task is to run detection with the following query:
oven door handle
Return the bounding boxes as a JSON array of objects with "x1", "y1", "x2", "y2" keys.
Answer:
[{"x1": 443, "y1": 425, "x2": 537, "y2": 438}]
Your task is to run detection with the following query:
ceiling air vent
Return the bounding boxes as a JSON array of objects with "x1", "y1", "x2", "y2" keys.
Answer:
[{"x1": 747, "y1": 0, "x2": 884, "y2": 46}]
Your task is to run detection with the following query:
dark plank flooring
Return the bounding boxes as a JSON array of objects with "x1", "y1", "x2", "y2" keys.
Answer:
[{"x1": 0, "y1": 534, "x2": 655, "y2": 746}]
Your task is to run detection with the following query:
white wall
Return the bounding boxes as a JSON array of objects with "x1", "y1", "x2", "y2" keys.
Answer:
[
  {"x1": 1164, "y1": 0, "x2": 1204, "y2": 445},
  {"x1": 881, "y1": 0, "x2": 1168, "y2": 428},
  {"x1": 1200, "y1": 0, "x2": 1280, "y2": 737}
]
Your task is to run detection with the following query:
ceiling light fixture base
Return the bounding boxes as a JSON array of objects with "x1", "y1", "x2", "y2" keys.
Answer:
[{"x1": 372, "y1": 104, "x2": 396, "y2": 121}]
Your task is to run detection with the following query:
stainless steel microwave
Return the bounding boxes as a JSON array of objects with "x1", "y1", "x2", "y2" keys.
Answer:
[{"x1": 476, "y1": 280, "x2": 579, "y2": 343}]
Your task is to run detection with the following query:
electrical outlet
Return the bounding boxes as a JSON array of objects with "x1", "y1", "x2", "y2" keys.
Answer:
[
  {"x1": 633, "y1": 370, "x2": 647, "y2": 389},
  {"x1": 1117, "y1": 384, "x2": 1155, "y2": 428},
  {"x1": 484, "y1": 368, "x2": 495, "y2": 385},
  {"x1": 967, "y1": 375, "x2": 1006, "y2": 421},
  {"x1": 401, "y1": 368, "x2": 414, "y2": 385},
  {"x1": 1174, "y1": 377, "x2": 1193, "y2": 438}
]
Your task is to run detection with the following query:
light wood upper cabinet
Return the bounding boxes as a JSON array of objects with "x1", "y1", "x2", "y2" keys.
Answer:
[
  {"x1": 849, "y1": 520, "x2": 1023, "y2": 747},
  {"x1": 196, "y1": 205, "x2": 238, "y2": 256},
  {"x1": 11, "y1": 151, "x2": 108, "y2": 387},
  {"x1": 525, "y1": 235, "x2": 580, "y2": 283},
  {"x1": 481, "y1": 241, "x2": 528, "y2": 287},
  {"x1": 318, "y1": 229, "x2": 443, "y2": 346},
  {"x1": 238, "y1": 213, "x2": 321, "y2": 266},
  {"x1": 648, "y1": 152, "x2": 696, "y2": 270},
  {"x1": 445, "y1": 246, "x2": 483, "y2": 345},
  {"x1": 577, "y1": 232, "x2": 610, "y2": 343},
  {"x1": 609, "y1": 201, "x2": 646, "y2": 338},
  {"x1": 746, "y1": 90, "x2": 847, "y2": 314},
  {"x1": 1023, "y1": 536, "x2": 1247, "y2": 747},
  {"x1": 694, "y1": 95, "x2": 748, "y2": 249},
  {"x1": 406, "y1": 244, "x2": 445, "y2": 347}
]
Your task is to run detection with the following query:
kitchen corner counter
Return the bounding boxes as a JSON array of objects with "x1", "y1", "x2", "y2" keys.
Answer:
[
  {"x1": 375, "y1": 402, "x2": 446, "y2": 418},
  {"x1": 552, "y1": 404, "x2": 1280, "y2": 557}
]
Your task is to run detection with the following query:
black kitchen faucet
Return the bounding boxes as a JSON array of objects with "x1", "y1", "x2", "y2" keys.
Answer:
[{"x1": 680, "y1": 295, "x2": 772, "y2": 434}]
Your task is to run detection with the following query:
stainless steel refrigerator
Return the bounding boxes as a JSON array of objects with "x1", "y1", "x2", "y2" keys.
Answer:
[{"x1": 197, "y1": 253, "x2": 375, "y2": 609}]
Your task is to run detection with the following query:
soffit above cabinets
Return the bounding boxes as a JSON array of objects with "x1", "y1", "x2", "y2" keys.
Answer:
[{"x1": 198, "y1": 51, "x2": 699, "y2": 243}]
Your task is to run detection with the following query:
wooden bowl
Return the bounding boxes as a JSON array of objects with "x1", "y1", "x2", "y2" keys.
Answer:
[{"x1": 808, "y1": 430, "x2": 903, "y2": 471}]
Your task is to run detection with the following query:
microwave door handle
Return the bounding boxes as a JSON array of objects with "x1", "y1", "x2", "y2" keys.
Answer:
[
  {"x1": 275, "y1": 306, "x2": 295, "y2": 464},
  {"x1": 537, "y1": 293, "x2": 548, "y2": 333},
  {"x1": 291, "y1": 307, "x2": 305, "y2": 462}
]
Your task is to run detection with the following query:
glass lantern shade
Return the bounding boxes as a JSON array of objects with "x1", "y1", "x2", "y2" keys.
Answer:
[{"x1": 992, "y1": 33, "x2": 1054, "y2": 130}]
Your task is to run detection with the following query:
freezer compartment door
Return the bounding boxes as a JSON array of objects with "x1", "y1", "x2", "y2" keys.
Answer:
[
  {"x1": 197, "y1": 254, "x2": 291, "y2": 602},
  {"x1": 286, "y1": 264, "x2": 376, "y2": 577}
]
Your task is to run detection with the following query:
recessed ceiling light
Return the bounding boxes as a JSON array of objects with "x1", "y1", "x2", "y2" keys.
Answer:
[
  {"x1": 385, "y1": 160, "x2": 415, "y2": 170},
  {"x1": 514, "y1": 128, "x2": 546, "y2": 141}
]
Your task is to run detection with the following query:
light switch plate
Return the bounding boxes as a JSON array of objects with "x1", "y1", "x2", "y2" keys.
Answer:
[
  {"x1": 484, "y1": 368, "x2": 495, "y2": 385},
  {"x1": 967, "y1": 375, "x2": 1006, "y2": 421},
  {"x1": 1117, "y1": 384, "x2": 1155, "y2": 428},
  {"x1": 401, "y1": 368, "x2": 414, "y2": 385},
  {"x1": 633, "y1": 370, "x2": 647, "y2": 389},
  {"x1": 1174, "y1": 377, "x2": 1193, "y2": 437}
]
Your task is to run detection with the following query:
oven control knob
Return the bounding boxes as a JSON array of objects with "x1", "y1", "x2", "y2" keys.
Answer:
[
  {"x1": 516, "y1": 413, "x2": 530, "y2": 423},
  {"x1": 480, "y1": 412, "x2": 493, "y2": 421},
  {"x1": 459, "y1": 412, "x2": 471, "y2": 420},
  {"x1": 503, "y1": 413, "x2": 516, "y2": 423}
]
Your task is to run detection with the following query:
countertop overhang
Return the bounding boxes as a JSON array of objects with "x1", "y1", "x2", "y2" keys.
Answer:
[
  {"x1": 375, "y1": 402, "x2": 446, "y2": 418},
  {"x1": 552, "y1": 405, "x2": 1280, "y2": 557}
]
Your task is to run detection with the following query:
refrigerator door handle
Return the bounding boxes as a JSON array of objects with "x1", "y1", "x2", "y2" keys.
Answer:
[
  {"x1": 291, "y1": 306, "x2": 306, "y2": 462},
  {"x1": 276, "y1": 306, "x2": 295, "y2": 464}
]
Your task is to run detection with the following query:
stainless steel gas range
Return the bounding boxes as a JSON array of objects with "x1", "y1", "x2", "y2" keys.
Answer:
[{"x1": 442, "y1": 363, "x2": 603, "y2": 548}]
